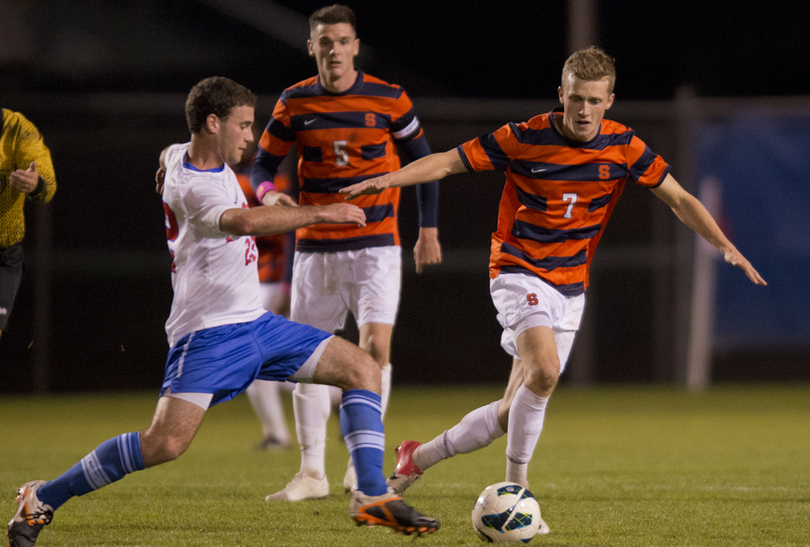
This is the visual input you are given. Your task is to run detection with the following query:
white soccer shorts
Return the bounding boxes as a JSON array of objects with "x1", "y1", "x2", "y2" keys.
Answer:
[
  {"x1": 490, "y1": 273, "x2": 585, "y2": 372},
  {"x1": 290, "y1": 246, "x2": 402, "y2": 332}
]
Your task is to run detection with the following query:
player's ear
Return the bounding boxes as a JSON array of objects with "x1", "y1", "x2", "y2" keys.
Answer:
[
  {"x1": 557, "y1": 86, "x2": 563, "y2": 104},
  {"x1": 307, "y1": 39, "x2": 314, "y2": 56},
  {"x1": 353, "y1": 38, "x2": 360, "y2": 56},
  {"x1": 606, "y1": 93, "x2": 615, "y2": 110},
  {"x1": 204, "y1": 113, "x2": 219, "y2": 134}
]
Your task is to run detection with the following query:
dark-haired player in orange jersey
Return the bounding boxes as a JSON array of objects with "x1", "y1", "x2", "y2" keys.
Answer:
[
  {"x1": 252, "y1": 4, "x2": 442, "y2": 501},
  {"x1": 343, "y1": 46, "x2": 766, "y2": 533}
]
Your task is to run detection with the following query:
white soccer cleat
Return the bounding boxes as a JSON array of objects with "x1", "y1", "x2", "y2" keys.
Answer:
[
  {"x1": 342, "y1": 457, "x2": 357, "y2": 493},
  {"x1": 264, "y1": 472, "x2": 329, "y2": 501}
]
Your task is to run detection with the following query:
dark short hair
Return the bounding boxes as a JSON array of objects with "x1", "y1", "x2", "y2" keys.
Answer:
[
  {"x1": 309, "y1": 4, "x2": 356, "y2": 32},
  {"x1": 185, "y1": 76, "x2": 256, "y2": 134}
]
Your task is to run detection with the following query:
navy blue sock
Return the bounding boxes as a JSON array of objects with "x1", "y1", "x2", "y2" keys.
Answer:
[
  {"x1": 37, "y1": 432, "x2": 145, "y2": 510},
  {"x1": 339, "y1": 389, "x2": 387, "y2": 496}
]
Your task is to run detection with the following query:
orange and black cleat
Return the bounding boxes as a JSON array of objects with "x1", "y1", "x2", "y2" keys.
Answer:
[{"x1": 350, "y1": 489, "x2": 439, "y2": 536}]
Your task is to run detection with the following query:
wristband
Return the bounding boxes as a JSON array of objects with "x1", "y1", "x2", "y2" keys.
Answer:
[{"x1": 255, "y1": 181, "x2": 277, "y2": 203}]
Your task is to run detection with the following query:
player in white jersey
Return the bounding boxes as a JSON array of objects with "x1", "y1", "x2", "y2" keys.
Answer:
[{"x1": 6, "y1": 77, "x2": 439, "y2": 547}]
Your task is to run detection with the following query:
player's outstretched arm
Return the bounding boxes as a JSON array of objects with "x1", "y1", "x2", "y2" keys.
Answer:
[
  {"x1": 341, "y1": 149, "x2": 467, "y2": 200},
  {"x1": 651, "y1": 174, "x2": 767, "y2": 286},
  {"x1": 220, "y1": 202, "x2": 365, "y2": 237}
]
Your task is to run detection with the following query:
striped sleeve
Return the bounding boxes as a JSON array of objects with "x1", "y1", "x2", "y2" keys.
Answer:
[
  {"x1": 458, "y1": 123, "x2": 515, "y2": 172},
  {"x1": 626, "y1": 135, "x2": 671, "y2": 188}
]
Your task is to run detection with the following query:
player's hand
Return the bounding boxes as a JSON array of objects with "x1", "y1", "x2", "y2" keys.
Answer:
[
  {"x1": 724, "y1": 248, "x2": 767, "y2": 285},
  {"x1": 414, "y1": 227, "x2": 442, "y2": 274},
  {"x1": 317, "y1": 203, "x2": 366, "y2": 227},
  {"x1": 261, "y1": 191, "x2": 299, "y2": 207},
  {"x1": 8, "y1": 162, "x2": 39, "y2": 194},
  {"x1": 340, "y1": 176, "x2": 390, "y2": 200},
  {"x1": 155, "y1": 165, "x2": 166, "y2": 195}
]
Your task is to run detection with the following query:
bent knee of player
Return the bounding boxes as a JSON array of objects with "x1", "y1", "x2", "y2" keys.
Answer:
[
  {"x1": 315, "y1": 340, "x2": 381, "y2": 393},
  {"x1": 359, "y1": 328, "x2": 392, "y2": 367},
  {"x1": 523, "y1": 357, "x2": 560, "y2": 394},
  {"x1": 340, "y1": 352, "x2": 381, "y2": 392},
  {"x1": 141, "y1": 430, "x2": 192, "y2": 466}
]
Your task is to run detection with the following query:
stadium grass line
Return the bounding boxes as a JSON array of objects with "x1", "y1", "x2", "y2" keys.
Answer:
[{"x1": 1, "y1": 384, "x2": 809, "y2": 546}]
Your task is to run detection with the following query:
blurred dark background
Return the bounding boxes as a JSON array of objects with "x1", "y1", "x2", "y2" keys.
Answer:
[{"x1": 2, "y1": 0, "x2": 808, "y2": 393}]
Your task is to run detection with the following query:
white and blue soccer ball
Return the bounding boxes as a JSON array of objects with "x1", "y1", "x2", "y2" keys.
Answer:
[{"x1": 471, "y1": 482, "x2": 543, "y2": 543}]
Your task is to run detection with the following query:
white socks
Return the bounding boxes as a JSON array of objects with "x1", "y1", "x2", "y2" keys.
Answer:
[
  {"x1": 380, "y1": 364, "x2": 392, "y2": 419},
  {"x1": 245, "y1": 380, "x2": 290, "y2": 445},
  {"x1": 414, "y1": 400, "x2": 505, "y2": 471},
  {"x1": 505, "y1": 384, "x2": 549, "y2": 487},
  {"x1": 293, "y1": 382, "x2": 332, "y2": 477}
]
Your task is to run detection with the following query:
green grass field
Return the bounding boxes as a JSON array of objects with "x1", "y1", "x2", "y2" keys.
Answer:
[{"x1": 2, "y1": 384, "x2": 808, "y2": 546}]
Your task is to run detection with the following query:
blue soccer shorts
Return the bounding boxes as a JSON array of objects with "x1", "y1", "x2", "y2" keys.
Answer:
[{"x1": 160, "y1": 312, "x2": 332, "y2": 408}]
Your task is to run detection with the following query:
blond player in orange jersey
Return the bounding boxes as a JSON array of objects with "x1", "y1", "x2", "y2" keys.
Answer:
[{"x1": 342, "y1": 47, "x2": 766, "y2": 534}]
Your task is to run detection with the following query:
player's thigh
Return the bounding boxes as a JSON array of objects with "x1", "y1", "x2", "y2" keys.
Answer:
[
  {"x1": 349, "y1": 246, "x2": 401, "y2": 328},
  {"x1": 290, "y1": 251, "x2": 349, "y2": 331},
  {"x1": 310, "y1": 336, "x2": 380, "y2": 393}
]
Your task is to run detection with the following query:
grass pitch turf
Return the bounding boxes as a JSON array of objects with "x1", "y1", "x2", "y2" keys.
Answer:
[{"x1": 1, "y1": 384, "x2": 808, "y2": 546}]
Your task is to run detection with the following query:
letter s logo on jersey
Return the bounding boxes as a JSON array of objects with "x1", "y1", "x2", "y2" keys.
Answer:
[{"x1": 599, "y1": 165, "x2": 611, "y2": 180}]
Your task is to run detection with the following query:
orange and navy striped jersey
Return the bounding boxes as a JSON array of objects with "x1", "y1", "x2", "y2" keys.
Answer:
[
  {"x1": 251, "y1": 70, "x2": 438, "y2": 253},
  {"x1": 236, "y1": 171, "x2": 293, "y2": 284},
  {"x1": 458, "y1": 108, "x2": 671, "y2": 296}
]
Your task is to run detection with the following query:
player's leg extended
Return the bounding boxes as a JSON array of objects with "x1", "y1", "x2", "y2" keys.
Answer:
[
  {"x1": 386, "y1": 374, "x2": 510, "y2": 495},
  {"x1": 312, "y1": 336, "x2": 439, "y2": 534},
  {"x1": 9, "y1": 397, "x2": 204, "y2": 546}
]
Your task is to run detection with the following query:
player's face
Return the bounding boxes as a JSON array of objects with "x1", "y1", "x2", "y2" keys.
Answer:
[
  {"x1": 308, "y1": 23, "x2": 359, "y2": 91},
  {"x1": 557, "y1": 74, "x2": 614, "y2": 142},
  {"x1": 218, "y1": 105, "x2": 255, "y2": 166}
]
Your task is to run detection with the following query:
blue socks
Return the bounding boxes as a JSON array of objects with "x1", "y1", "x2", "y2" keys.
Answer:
[
  {"x1": 339, "y1": 389, "x2": 388, "y2": 496},
  {"x1": 38, "y1": 432, "x2": 145, "y2": 510}
]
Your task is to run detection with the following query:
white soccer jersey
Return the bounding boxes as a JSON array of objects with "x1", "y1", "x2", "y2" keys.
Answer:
[{"x1": 161, "y1": 143, "x2": 264, "y2": 347}]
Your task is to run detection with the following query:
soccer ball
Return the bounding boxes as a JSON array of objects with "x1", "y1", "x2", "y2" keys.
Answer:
[{"x1": 471, "y1": 482, "x2": 543, "y2": 543}]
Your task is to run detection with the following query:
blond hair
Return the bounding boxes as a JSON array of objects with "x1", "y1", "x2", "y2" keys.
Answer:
[{"x1": 562, "y1": 46, "x2": 616, "y2": 93}]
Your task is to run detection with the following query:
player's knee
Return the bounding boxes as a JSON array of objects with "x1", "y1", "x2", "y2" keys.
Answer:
[
  {"x1": 142, "y1": 431, "x2": 191, "y2": 466},
  {"x1": 360, "y1": 335, "x2": 389, "y2": 368},
  {"x1": 341, "y1": 351, "x2": 381, "y2": 392},
  {"x1": 524, "y1": 359, "x2": 559, "y2": 394}
]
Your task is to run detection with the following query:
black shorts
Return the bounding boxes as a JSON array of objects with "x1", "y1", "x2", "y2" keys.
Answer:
[{"x1": 0, "y1": 244, "x2": 24, "y2": 331}]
